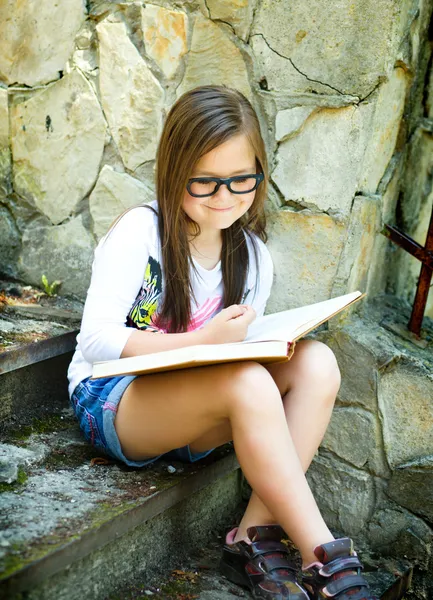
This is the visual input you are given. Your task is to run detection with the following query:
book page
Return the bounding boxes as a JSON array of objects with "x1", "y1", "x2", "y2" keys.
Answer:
[{"x1": 243, "y1": 291, "x2": 363, "y2": 343}]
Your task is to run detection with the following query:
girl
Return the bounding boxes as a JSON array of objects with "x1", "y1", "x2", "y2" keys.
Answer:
[{"x1": 68, "y1": 86, "x2": 376, "y2": 600}]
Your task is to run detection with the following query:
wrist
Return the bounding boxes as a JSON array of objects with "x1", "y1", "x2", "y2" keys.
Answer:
[{"x1": 192, "y1": 326, "x2": 213, "y2": 345}]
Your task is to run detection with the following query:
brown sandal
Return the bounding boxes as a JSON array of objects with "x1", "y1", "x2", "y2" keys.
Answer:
[
  {"x1": 220, "y1": 525, "x2": 309, "y2": 599},
  {"x1": 302, "y1": 538, "x2": 377, "y2": 600}
]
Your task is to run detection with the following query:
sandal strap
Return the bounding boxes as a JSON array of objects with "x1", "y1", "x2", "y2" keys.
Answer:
[
  {"x1": 255, "y1": 554, "x2": 296, "y2": 573},
  {"x1": 248, "y1": 525, "x2": 286, "y2": 542},
  {"x1": 319, "y1": 555, "x2": 363, "y2": 577},
  {"x1": 248, "y1": 539, "x2": 291, "y2": 558},
  {"x1": 323, "y1": 574, "x2": 370, "y2": 597}
]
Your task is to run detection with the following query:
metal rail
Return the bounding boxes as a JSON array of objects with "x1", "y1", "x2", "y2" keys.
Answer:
[{"x1": 382, "y1": 205, "x2": 433, "y2": 337}]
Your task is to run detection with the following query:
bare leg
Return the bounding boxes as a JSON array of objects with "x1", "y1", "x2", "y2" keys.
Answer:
[
  {"x1": 235, "y1": 340, "x2": 341, "y2": 565},
  {"x1": 114, "y1": 356, "x2": 334, "y2": 564}
]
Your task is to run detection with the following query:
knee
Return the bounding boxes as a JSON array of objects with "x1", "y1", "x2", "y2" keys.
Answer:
[
  {"x1": 296, "y1": 340, "x2": 341, "y2": 394},
  {"x1": 223, "y1": 361, "x2": 281, "y2": 412}
]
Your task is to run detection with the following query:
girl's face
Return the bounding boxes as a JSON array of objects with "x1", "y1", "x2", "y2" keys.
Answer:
[{"x1": 183, "y1": 134, "x2": 258, "y2": 235}]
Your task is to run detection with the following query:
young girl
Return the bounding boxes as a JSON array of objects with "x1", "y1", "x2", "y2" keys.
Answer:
[{"x1": 68, "y1": 86, "x2": 376, "y2": 600}]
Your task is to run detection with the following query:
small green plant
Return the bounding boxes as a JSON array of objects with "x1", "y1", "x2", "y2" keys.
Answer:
[{"x1": 41, "y1": 274, "x2": 61, "y2": 297}]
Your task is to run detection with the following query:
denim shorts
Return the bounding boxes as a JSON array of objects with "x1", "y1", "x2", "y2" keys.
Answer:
[{"x1": 69, "y1": 375, "x2": 215, "y2": 467}]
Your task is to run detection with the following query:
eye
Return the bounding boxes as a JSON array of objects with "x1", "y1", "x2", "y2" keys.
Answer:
[{"x1": 196, "y1": 178, "x2": 212, "y2": 185}]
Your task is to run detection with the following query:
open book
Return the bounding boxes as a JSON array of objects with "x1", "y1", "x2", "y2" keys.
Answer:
[{"x1": 92, "y1": 291, "x2": 364, "y2": 379}]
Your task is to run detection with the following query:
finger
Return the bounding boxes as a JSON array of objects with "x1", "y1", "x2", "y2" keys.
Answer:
[
  {"x1": 224, "y1": 305, "x2": 247, "y2": 319},
  {"x1": 234, "y1": 308, "x2": 256, "y2": 325},
  {"x1": 239, "y1": 305, "x2": 256, "y2": 319}
]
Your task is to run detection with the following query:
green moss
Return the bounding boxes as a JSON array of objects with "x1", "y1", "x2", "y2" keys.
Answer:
[
  {"x1": 16, "y1": 466, "x2": 28, "y2": 485},
  {"x1": 0, "y1": 542, "x2": 28, "y2": 578},
  {"x1": 0, "y1": 466, "x2": 28, "y2": 493},
  {"x1": 32, "y1": 414, "x2": 70, "y2": 434},
  {"x1": 0, "y1": 532, "x2": 81, "y2": 580},
  {"x1": 5, "y1": 414, "x2": 72, "y2": 445},
  {"x1": 158, "y1": 579, "x2": 191, "y2": 597},
  {"x1": 106, "y1": 573, "x2": 202, "y2": 600}
]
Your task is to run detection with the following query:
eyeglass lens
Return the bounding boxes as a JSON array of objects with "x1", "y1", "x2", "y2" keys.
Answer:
[{"x1": 189, "y1": 176, "x2": 259, "y2": 197}]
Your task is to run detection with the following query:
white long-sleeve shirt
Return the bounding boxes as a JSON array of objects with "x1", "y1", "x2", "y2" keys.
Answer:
[{"x1": 67, "y1": 201, "x2": 274, "y2": 397}]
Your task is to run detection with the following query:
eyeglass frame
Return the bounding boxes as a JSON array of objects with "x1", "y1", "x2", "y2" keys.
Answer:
[{"x1": 186, "y1": 172, "x2": 264, "y2": 198}]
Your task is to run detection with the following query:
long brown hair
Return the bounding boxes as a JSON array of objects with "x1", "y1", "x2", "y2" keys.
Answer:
[{"x1": 154, "y1": 85, "x2": 268, "y2": 333}]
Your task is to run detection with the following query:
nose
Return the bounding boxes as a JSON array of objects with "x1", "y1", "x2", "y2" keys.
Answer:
[{"x1": 214, "y1": 182, "x2": 232, "y2": 201}]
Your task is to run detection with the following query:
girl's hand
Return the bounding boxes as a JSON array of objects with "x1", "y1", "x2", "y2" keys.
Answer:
[{"x1": 199, "y1": 304, "x2": 256, "y2": 344}]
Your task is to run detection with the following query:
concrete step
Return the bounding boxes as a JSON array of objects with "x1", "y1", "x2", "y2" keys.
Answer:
[{"x1": 0, "y1": 413, "x2": 242, "y2": 600}]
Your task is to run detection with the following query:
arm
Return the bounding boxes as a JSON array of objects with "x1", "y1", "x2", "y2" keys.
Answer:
[
  {"x1": 79, "y1": 207, "x2": 158, "y2": 364},
  {"x1": 121, "y1": 328, "x2": 205, "y2": 358},
  {"x1": 121, "y1": 304, "x2": 257, "y2": 357}
]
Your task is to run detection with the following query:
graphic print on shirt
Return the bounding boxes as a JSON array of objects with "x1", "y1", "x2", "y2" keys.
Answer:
[
  {"x1": 127, "y1": 255, "x2": 224, "y2": 333},
  {"x1": 187, "y1": 296, "x2": 223, "y2": 331},
  {"x1": 126, "y1": 255, "x2": 162, "y2": 331}
]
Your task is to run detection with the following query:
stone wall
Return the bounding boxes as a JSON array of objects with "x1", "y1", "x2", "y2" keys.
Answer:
[
  {"x1": 0, "y1": 0, "x2": 431, "y2": 310},
  {"x1": 312, "y1": 296, "x2": 433, "y2": 598}
]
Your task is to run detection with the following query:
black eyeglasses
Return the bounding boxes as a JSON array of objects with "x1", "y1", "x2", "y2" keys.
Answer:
[{"x1": 186, "y1": 173, "x2": 264, "y2": 198}]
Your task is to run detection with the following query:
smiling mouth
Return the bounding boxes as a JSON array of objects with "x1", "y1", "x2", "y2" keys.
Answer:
[{"x1": 207, "y1": 206, "x2": 235, "y2": 212}]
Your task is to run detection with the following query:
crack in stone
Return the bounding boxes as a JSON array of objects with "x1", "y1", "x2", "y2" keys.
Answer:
[
  {"x1": 204, "y1": 0, "x2": 237, "y2": 37},
  {"x1": 202, "y1": 0, "x2": 211, "y2": 19},
  {"x1": 246, "y1": 0, "x2": 259, "y2": 45},
  {"x1": 250, "y1": 33, "x2": 346, "y2": 95},
  {"x1": 318, "y1": 447, "x2": 385, "y2": 481},
  {"x1": 356, "y1": 80, "x2": 383, "y2": 105}
]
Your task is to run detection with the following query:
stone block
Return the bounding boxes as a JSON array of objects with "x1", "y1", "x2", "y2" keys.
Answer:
[
  {"x1": 368, "y1": 505, "x2": 433, "y2": 569},
  {"x1": 141, "y1": 5, "x2": 187, "y2": 79},
  {"x1": 11, "y1": 69, "x2": 106, "y2": 225},
  {"x1": 251, "y1": 0, "x2": 399, "y2": 97},
  {"x1": 19, "y1": 216, "x2": 95, "y2": 299},
  {"x1": 205, "y1": 0, "x2": 256, "y2": 41},
  {"x1": 89, "y1": 165, "x2": 155, "y2": 240},
  {"x1": 0, "y1": 88, "x2": 11, "y2": 198},
  {"x1": 249, "y1": 33, "x2": 331, "y2": 95},
  {"x1": 272, "y1": 105, "x2": 372, "y2": 215},
  {"x1": 177, "y1": 15, "x2": 251, "y2": 100},
  {"x1": 378, "y1": 358, "x2": 433, "y2": 468},
  {"x1": 275, "y1": 106, "x2": 316, "y2": 142},
  {"x1": 331, "y1": 194, "x2": 382, "y2": 299},
  {"x1": 0, "y1": 354, "x2": 73, "y2": 435},
  {"x1": 359, "y1": 68, "x2": 408, "y2": 193},
  {"x1": 265, "y1": 208, "x2": 346, "y2": 312},
  {"x1": 0, "y1": 205, "x2": 20, "y2": 279},
  {"x1": 0, "y1": 0, "x2": 85, "y2": 86},
  {"x1": 68, "y1": 22, "x2": 98, "y2": 77},
  {"x1": 306, "y1": 453, "x2": 375, "y2": 536},
  {"x1": 0, "y1": 443, "x2": 47, "y2": 484},
  {"x1": 97, "y1": 20, "x2": 164, "y2": 172},
  {"x1": 315, "y1": 312, "x2": 407, "y2": 412},
  {"x1": 321, "y1": 407, "x2": 387, "y2": 476},
  {"x1": 427, "y1": 63, "x2": 433, "y2": 119},
  {"x1": 365, "y1": 160, "x2": 403, "y2": 299},
  {"x1": 316, "y1": 330, "x2": 378, "y2": 411},
  {"x1": 388, "y1": 459, "x2": 433, "y2": 524}
]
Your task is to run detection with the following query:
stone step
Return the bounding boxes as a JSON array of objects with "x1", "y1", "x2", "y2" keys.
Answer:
[
  {"x1": 0, "y1": 413, "x2": 242, "y2": 600},
  {"x1": 0, "y1": 285, "x2": 82, "y2": 436},
  {"x1": 0, "y1": 330, "x2": 78, "y2": 436}
]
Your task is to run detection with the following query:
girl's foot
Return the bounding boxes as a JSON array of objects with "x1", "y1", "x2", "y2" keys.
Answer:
[
  {"x1": 302, "y1": 538, "x2": 377, "y2": 600},
  {"x1": 220, "y1": 525, "x2": 309, "y2": 599}
]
